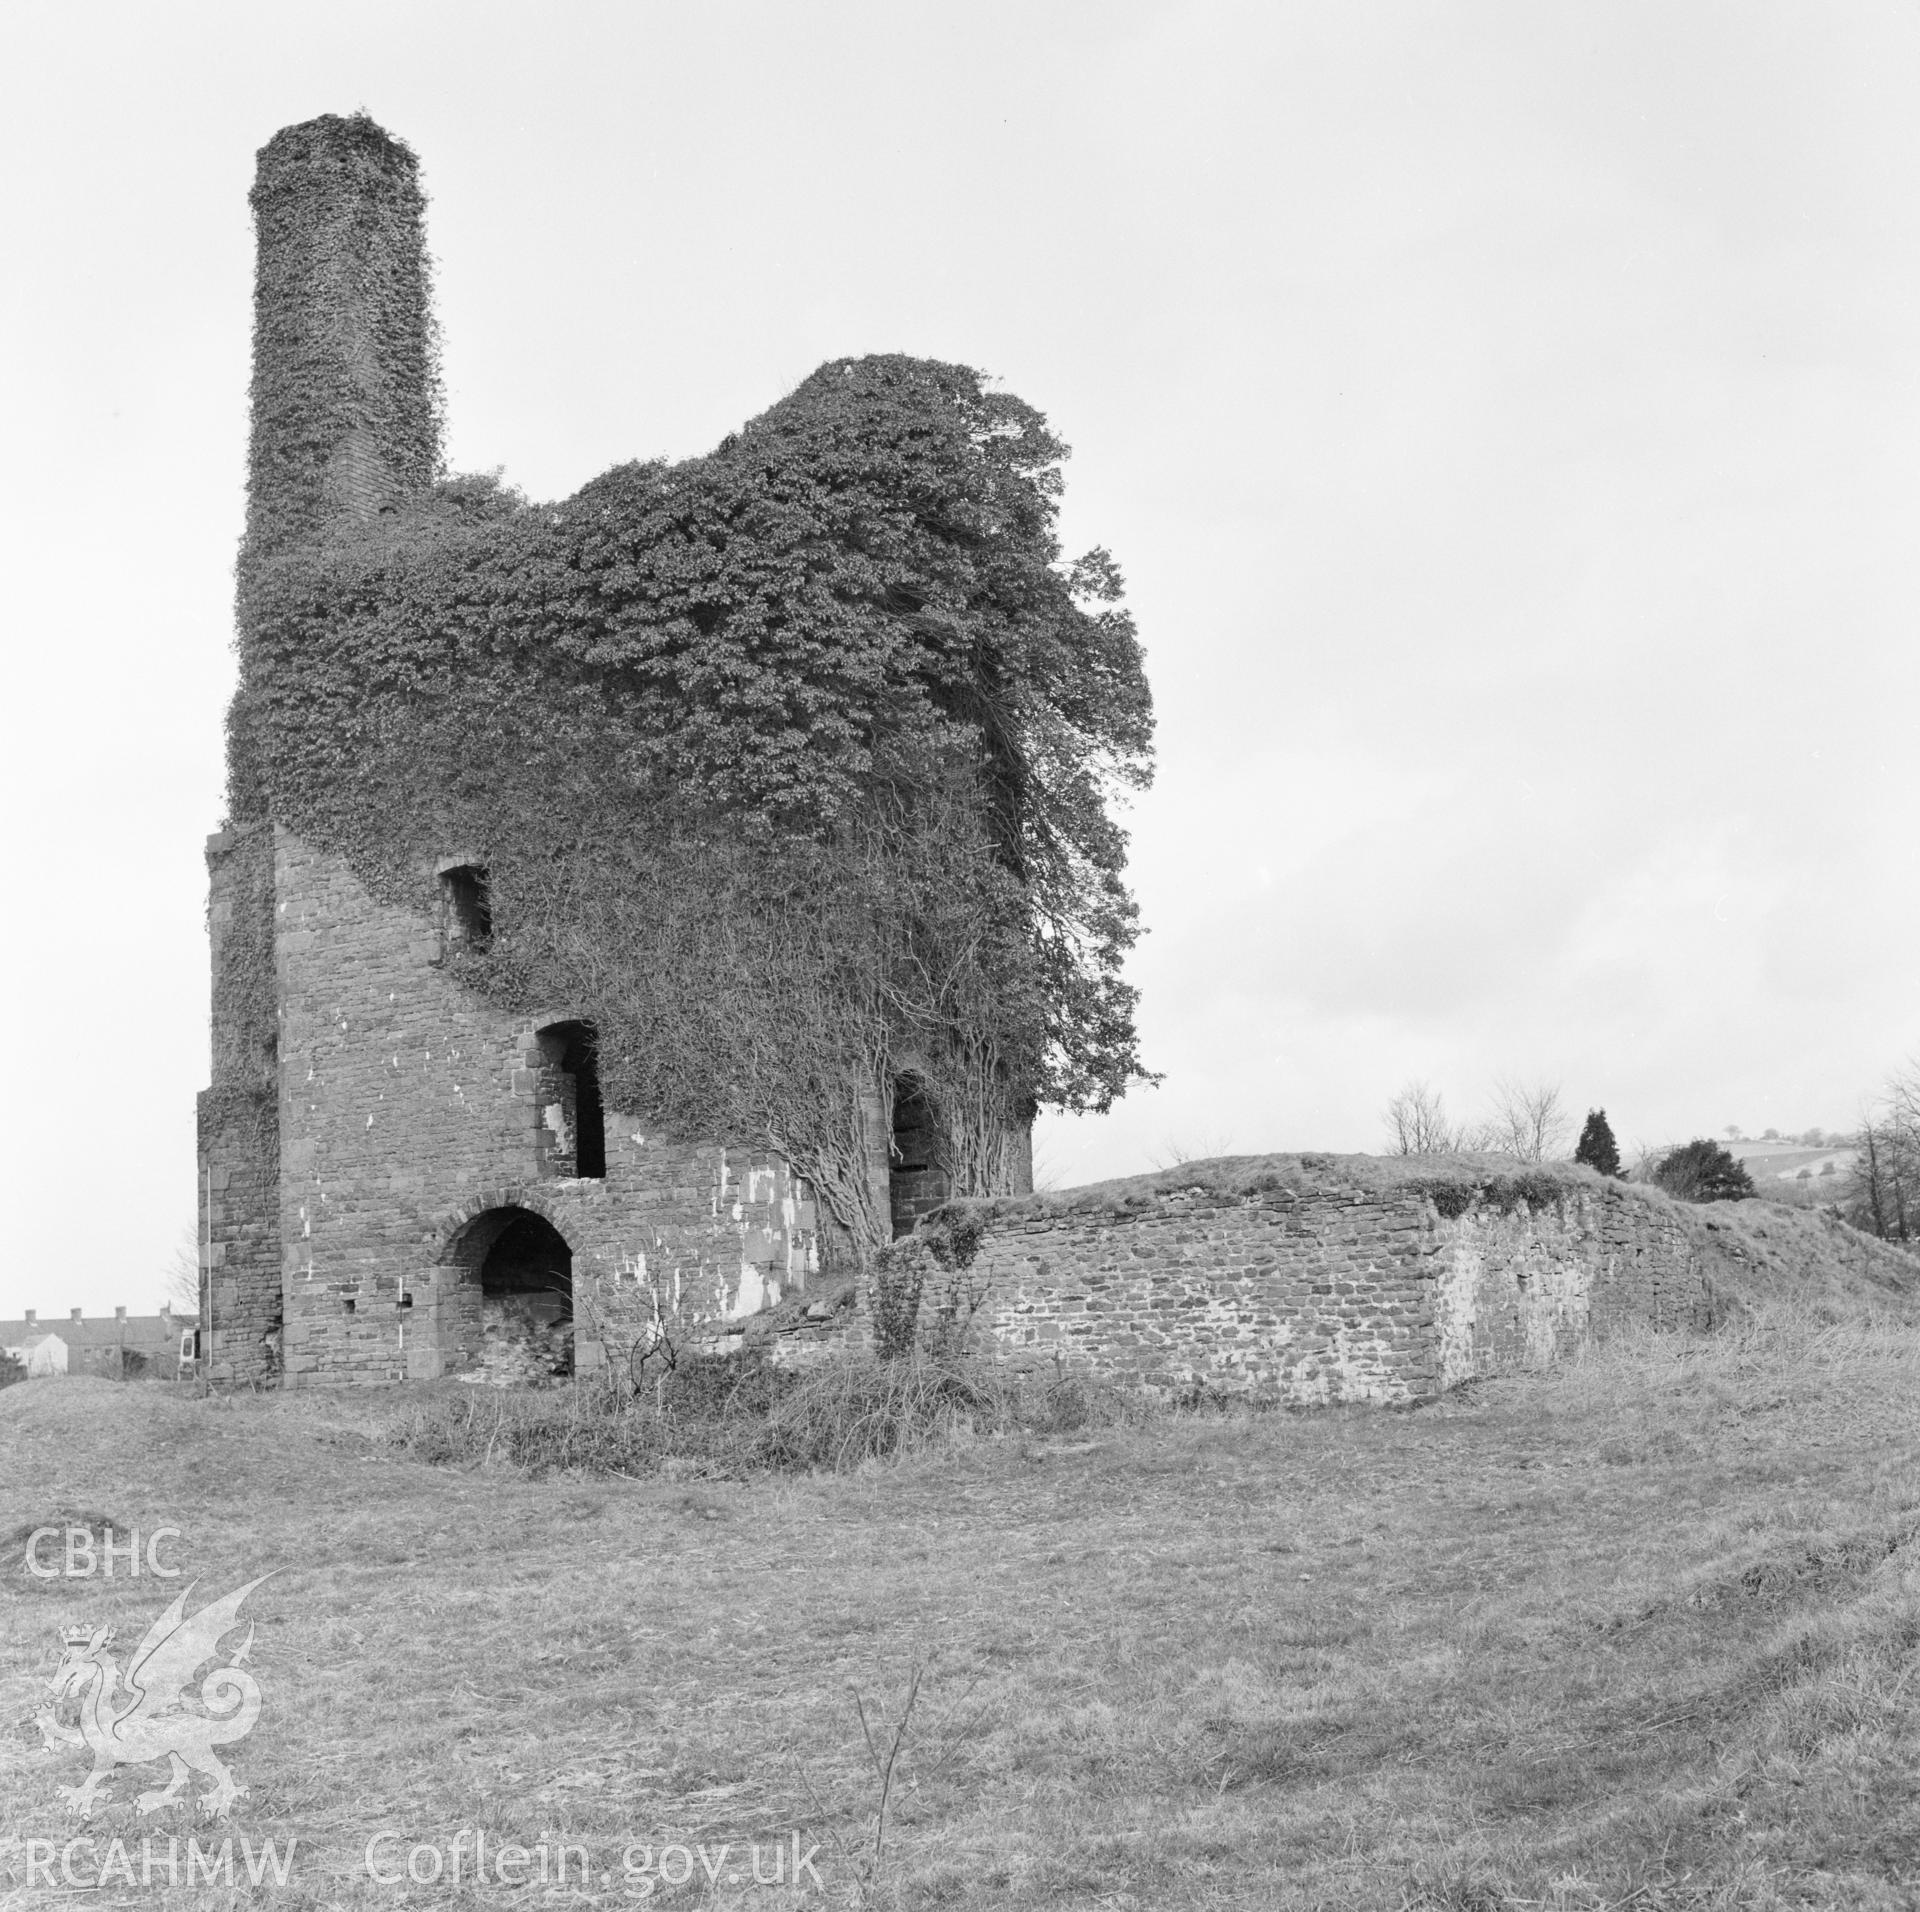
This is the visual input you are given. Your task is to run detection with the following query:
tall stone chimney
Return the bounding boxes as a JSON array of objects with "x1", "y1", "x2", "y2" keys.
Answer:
[{"x1": 244, "y1": 114, "x2": 440, "y2": 554}]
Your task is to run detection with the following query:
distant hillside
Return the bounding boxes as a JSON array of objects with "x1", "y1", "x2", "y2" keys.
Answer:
[{"x1": 1723, "y1": 1140, "x2": 1858, "y2": 1185}]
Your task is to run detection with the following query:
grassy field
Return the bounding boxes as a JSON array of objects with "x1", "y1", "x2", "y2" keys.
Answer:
[{"x1": 6, "y1": 1301, "x2": 1920, "y2": 1910}]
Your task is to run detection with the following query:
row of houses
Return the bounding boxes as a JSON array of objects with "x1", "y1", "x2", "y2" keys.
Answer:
[{"x1": 0, "y1": 1308, "x2": 194, "y2": 1381}]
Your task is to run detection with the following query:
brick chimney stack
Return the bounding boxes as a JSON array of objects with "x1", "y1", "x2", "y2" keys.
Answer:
[
  {"x1": 70, "y1": 1308, "x2": 82, "y2": 1323},
  {"x1": 244, "y1": 114, "x2": 440, "y2": 554}
]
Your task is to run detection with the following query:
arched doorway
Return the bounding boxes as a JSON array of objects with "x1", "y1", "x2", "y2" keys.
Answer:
[{"x1": 435, "y1": 1205, "x2": 575, "y2": 1383}]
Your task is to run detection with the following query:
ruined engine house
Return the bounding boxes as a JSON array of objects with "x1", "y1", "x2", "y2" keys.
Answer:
[{"x1": 196, "y1": 115, "x2": 1034, "y2": 1387}]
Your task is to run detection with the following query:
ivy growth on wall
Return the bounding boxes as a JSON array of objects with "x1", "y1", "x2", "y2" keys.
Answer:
[
  {"x1": 233, "y1": 144, "x2": 1155, "y2": 1259},
  {"x1": 243, "y1": 114, "x2": 441, "y2": 559}
]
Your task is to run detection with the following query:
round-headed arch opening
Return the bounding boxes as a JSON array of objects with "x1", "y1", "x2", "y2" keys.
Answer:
[{"x1": 441, "y1": 1205, "x2": 574, "y2": 1383}]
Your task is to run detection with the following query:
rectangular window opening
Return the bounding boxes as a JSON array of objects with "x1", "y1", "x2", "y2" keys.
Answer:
[
  {"x1": 440, "y1": 864, "x2": 492, "y2": 952},
  {"x1": 534, "y1": 1020, "x2": 606, "y2": 1181}
]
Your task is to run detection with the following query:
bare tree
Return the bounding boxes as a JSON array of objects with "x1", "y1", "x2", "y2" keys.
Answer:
[
  {"x1": 1848, "y1": 1059, "x2": 1920, "y2": 1243},
  {"x1": 1482, "y1": 1077, "x2": 1570, "y2": 1164},
  {"x1": 1148, "y1": 1130, "x2": 1237, "y2": 1171},
  {"x1": 1383, "y1": 1081, "x2": 1458, "y2": 1155},
  {"x1": 1627, "y1": 1137, "x2": 1666, "y2": 1182},
  {"x1": 163, "y1": 1225, "x2": 201, "y2": 1319},
  {"x1": 1891, "y1": 1062, "x2": 1920, "y2": 1131}
]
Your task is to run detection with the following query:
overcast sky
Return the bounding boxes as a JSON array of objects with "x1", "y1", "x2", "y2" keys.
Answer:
[{"x1": 3, "y1": 1, "x2": 1916, "y2": 1320}]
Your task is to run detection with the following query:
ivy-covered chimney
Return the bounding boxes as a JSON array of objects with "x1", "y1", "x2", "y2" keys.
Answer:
[{"x1": 244, "y1": 114, "x2": 440, "y2": 554}]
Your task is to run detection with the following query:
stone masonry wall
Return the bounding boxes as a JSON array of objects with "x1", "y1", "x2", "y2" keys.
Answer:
[
  {"x1": 208, "y1": 826, "x2": 1711, "y2": 1402},
  {"x1": 937, "y1": 1162, "x2": 1709, "y2": 1405},
  {"x1": 965, "y1": 1183, "x2": 1438, "y2": 1402},
  {"x1": 197, "y1": 823, "x2": 282, "y2": 1386},
  {"x1": 261, "y1": 827, "x2": 832, "y2": 1386},
  {"x1": 1431, "y1": 1185, "x2": 1706, "y2": 1388}
]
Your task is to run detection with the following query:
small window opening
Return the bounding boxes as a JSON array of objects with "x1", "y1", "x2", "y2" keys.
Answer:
[
  {"x1": 441, "y1": 864, "x2": 492, "y2": 952},
  {"x1": 534, "y1": 1020, "x2": 606, "y2": 1180}
]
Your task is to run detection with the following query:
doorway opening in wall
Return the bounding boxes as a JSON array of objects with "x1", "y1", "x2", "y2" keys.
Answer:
[
  {"x1": 535, "y1": 1020, "x2": 606, "y2": 1179},
  {"x1": 443, "y1": 1205, "x2": 574, "y2": 1383},
  {"x1": 889, "y1": 1076, "x2": 952, "y2": 1238}
]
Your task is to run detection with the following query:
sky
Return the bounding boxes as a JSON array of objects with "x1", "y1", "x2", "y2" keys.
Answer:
[{"x1": 2, "y1": 0, "x2": 1916, "y2": 1319}]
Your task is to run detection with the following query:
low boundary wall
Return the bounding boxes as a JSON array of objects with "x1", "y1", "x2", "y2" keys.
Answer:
[{"x1": 871, "y1": 1155, "x2": 1713, "y2": 1404}]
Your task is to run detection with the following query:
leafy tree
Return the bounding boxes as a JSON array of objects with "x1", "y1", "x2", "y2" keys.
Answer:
[
  {"x1": 1573, "y1": 1108, "x2": 1622, "y2": 1178},
  {"x1": 232, "y1": 355, "x2": 1156, "y2": 1255},
  {"x1": 1652, "y1": 1138, "x2": 1754, "y2": 1204}
]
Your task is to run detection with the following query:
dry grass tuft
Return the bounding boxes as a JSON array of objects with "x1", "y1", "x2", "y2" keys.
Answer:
[{"x1": 385, "y1": 1350, "x2": 1156, "y2": 1481}]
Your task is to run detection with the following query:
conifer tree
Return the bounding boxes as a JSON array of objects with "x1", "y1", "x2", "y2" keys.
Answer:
[{"x1": 1573, "y1": 1108, "x2": 1622, "y2": 1178}]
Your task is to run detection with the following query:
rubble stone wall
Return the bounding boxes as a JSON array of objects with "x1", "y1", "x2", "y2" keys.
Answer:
[
  {"x1": 197, "y1": 824, "x2": 282, "y2": 1386},
  {"x1": 930, "y1": 1163, "x2": 1708, "y2": 1404},
  {"x1": 201, "y1": 836, "x2": 1711, "y2": 1403},
  {"x1": 1430, "y1": 1188, "x2": 1707, "y2": 1387},
  {"x1": 212, "y1": 826, "x2": 828, "y2": 1387}
]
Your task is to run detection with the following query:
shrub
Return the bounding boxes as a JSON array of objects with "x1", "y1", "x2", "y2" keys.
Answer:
[
  {"x1": 1653, "y1": 1138, "x2": 1755, "y2": 1204},
  {"x1": 1402, "y1": 1169, "x2": 1576, "y2": 1220},
  {"x1": 754, "y1": 1353, "x2": 995, "y2": 1469},
  {"x1": 870, "y1": 1208, "x2": 992, "y2": 1359},
  {"x1": 0, "y1": 1350, "x2": 24, "y2": 1390},
  {"x1": 656, "y1": 1351, "x2": 801, "y2": 1420},
  {"x1": 386, "y1": 1350, "x2": 1157, "y2": 1477}
]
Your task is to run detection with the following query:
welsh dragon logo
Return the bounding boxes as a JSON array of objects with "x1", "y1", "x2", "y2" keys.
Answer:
[{"x1": 34, "y1": 1576, "x2": 271, "y2": 1819}]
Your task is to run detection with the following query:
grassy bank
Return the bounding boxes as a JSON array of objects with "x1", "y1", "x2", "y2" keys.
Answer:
[{"x1": 4, "y1": 1302, "x2": 1920, "y2": 1908}]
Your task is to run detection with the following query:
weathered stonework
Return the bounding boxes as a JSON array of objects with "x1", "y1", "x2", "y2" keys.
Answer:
[
  {"x1": 912, "y1": 1163, "x2": 1712, "y2": 1405},
  {"x1": 202, "y1": 114, "x2": 988, "y2": 1388},
  {"x1": 1430, "y1": 1187, "x2": 1707, "y2": 1387},
  {"x1": 196, "y1": 823, "x2": 282, "y2": 1385},
  {"x1": 198, "y1": 825, "x2": 831, "y2": 1388},
  {"x1": 221, "y1": 119, "x2": 1711, "y2": 1408}
]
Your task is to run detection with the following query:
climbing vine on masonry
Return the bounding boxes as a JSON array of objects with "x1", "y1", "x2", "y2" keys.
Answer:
[
  {"x1": 231, "y1": 353, "x2": 1155, "y2": 1254},
  {"x1": 242, "y1": 114, "x2": 442, "y2": 561}
]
